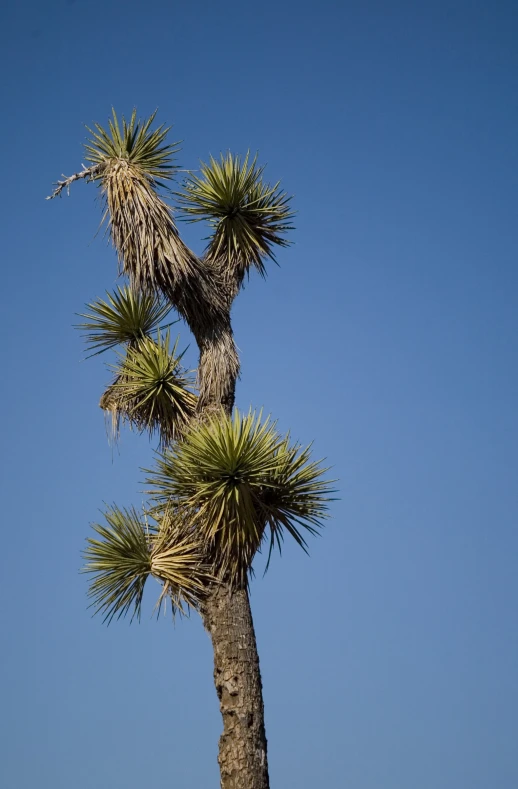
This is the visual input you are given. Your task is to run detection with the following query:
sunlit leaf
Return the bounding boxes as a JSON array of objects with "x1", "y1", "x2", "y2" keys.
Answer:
[
  {"x1": 76, "y1": 286, "x2": 175, "y2": 356},
  {"x1": 100, "y1": 330, "x2": 197, "y2": 446},
  {"x1": 176, "y1": 152, "x2": 294, "y2": 283},
  {"x1": 83, "y1": 504, "x2": 211, "y2": 623},
  {"x1": 146, "y1": 410, "x2": 334, "y2": 583}
]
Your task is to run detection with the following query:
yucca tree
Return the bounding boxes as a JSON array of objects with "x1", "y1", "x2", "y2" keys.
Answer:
[{"x1": 49, "y1": 110, "x2": 333, "y2": 789}]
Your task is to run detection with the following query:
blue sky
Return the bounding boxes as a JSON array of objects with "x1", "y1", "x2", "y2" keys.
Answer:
[{"x1": 1, "y1": 1, "x2": 517, "y2": 787}]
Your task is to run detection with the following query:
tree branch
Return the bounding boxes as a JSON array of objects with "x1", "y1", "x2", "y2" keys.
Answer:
[{"x1": 46, "y1": 163, "x2": 102, "y2": 200}]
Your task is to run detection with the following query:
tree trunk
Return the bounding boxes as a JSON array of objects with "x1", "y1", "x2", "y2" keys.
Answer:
[
  {"x1": 201, "y1": 584, "x2": 269, "y2": 789},
  {"x1": 193, "y1": 321, "x2": 239, "y2": 414},
  {"x1": 184, "y1": 271, "x2": 270, "y2": 787}
]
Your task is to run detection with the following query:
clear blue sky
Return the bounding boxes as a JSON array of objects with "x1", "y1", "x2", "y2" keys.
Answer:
[{"x1": 1, "y1": 1, "x2": 517, "y2": 787}]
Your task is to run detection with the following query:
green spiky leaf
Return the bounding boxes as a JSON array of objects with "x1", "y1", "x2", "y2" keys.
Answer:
[
  {"x1": 84, "y1": 108, "x2": 180, "y2": 184},
  {"x1": 83, "y1": 504, "x2": 211, "y2": 623},
  {"x1": 177, "y1": 152, "x2": 294, "y2": 279},
  {"x1": 146, "y1": 410, "x2": 333, "y2": 582},
  {"x1": 83, "y1": 505, "x2": 153, "y2": 624},
  {"x1": 100, "y1": 330, "x2": 197, "y2": 446},
  {"x1": 76, "y1": 286, "x2": 175, "y2": 357}
]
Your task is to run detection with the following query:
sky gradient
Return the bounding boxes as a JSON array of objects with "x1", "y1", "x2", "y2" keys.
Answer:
[{"x1": 1, "y1": 1, "x2": 517, "y2": 787}]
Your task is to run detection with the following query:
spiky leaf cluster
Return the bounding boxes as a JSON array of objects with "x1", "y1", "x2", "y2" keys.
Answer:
[
  {"x1": 101, "y1": 331, "x2": 197, "y2": 446},
  {"x1": 76, "y1": 286, "x2": 174, "y2": 357},
  {"x1": 146, "y1": 410, "x2": 333, "y2": 582},
  {"x1": 177, "y1": 152, "x2": 294, "y2": 280},
  {"x1": 84, "y1": 109, "x2": 199, "y2": 299},
  {"x1": 83, "y1": 505, "x2": 211, "y2": 623},
  {"x1": 84, "y1": 108, "x2": 179, "y2": 184}
]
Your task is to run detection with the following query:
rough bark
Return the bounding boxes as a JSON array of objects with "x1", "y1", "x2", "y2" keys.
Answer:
[
  {"x1": 183, "y1": 262, "x2": 269, "y2": 788},
  {"x1": 201, "y1": 584, "x2": 269, "y2": 789},
  {"x1": 192, "y1": 320, "x2": 240, "y2": 415}
]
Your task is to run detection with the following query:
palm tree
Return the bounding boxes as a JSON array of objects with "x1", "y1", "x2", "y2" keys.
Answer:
[{"x1": 49, "y1": 110, "x2": 333, "y2": 789}]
